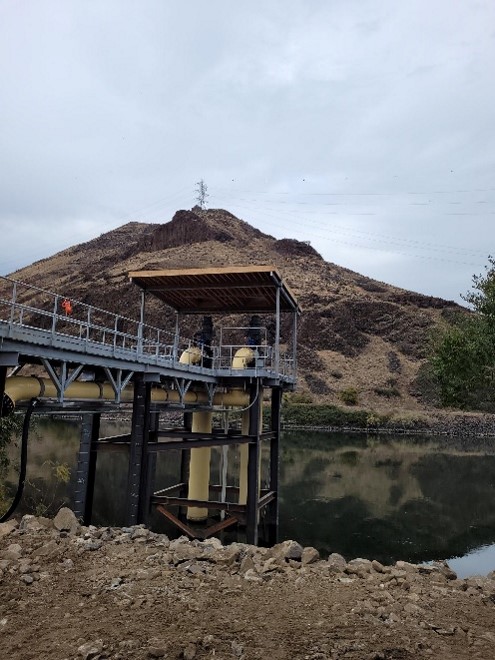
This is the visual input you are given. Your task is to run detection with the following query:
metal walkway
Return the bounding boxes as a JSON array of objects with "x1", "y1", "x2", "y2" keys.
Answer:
[{"x1": 0, "y1": 275, "x2": 296, "y2": 394}]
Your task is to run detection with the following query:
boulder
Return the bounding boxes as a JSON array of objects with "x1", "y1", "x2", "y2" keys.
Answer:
[
  {"x1": 53, "y1": 508, "x2": 80, "y2": 535},
  {"x1": 301, "y1": 546, "x2": 320, "y2": 565},
  {"x1": 0, "y1": 519, "x2": 17, "y2": 540},
  {"x1": 270, "y1": 540, "x2": 304, "y2": 561}
]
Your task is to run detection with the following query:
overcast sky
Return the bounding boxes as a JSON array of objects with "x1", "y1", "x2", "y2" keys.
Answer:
[{"x1": 1, "y1": 1, "x2": 494, "y2": 304}]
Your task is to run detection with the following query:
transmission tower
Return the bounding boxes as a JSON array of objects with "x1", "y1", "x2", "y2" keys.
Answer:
[{"x1": 195, "y1": 179, "x2": 209, "y2": 210}]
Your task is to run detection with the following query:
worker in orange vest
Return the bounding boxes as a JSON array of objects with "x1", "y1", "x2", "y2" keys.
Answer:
[{"x1": 61, "y1": 298, "x2": 73, "y2": 316}]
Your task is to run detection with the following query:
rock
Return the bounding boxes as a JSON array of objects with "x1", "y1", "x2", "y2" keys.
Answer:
[
  {"x1": 0, "y1": 520, "x2": 18, "y2": 539},
  {"x1": 172, "y1": 545, "x2": 205, "y2": 563},
  {"x1": 432, "y1": 560, "x2": 457, "y2": 580},
  {"x1": 243, "y1": 569, "x2": 263, "y2": 583},
  {"x1": 32, "y1": 539, "x2": 59, "y2": 558},
  {"x1": 131, "y1": 526, "x2": 149, "y2": 540},
  {"x1": 19, "y1": 515, "x2": 44, "y2": 532},
  {"x1": 201, "y1": 537, "x2": 223, "y2": 550},
  {"x1": 208, "y1": 545, "x2": 240, "y2": 566},
  {"x1": 4, "y1": 543, "x2": 22, "y2": 560},
  {"x1": 53, "y1": 508, "x2": 80, "y2": 535},
  {"x1": 346, "y1": 558, "x2": 372, "y2": 576},
  {"x1": 77, "y1": 640, "x2": 104, "y2": 659},
  {"x1": 327, "y1": 553, "x2": 346, "y2": 573},
  {"x1": 183, "y1": 642, "x2": 197, "y2": 659},
  {"x1": 20, "y1": 574, "x2": 34, "y2": 585},
  {"x1": 301, "y1": 546, "x2": 320, "y2": 565},
  {"x1": 239, "y1": 555, "x2": 255, "y2": 574},
  {"x1": 270, "y1": 540, "x2": 303, "y2": 561},
  {"x1": 371, "y1": 559, "x2": 386, "y2": 573},
  {"x1": 147, "y1": 646, "x2": 166, "y2": 658}
]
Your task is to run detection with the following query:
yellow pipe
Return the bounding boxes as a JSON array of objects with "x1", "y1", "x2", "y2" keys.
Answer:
[
  {"x1": 3, "y1": 375, "x2": 249, "y2": 410},
  {"x1": 238, "y1": 411, "x2": 250, "y2": 505},
  {"x1": 232, "y1": 347, "x2": 254, "y2": 369},
  {"x1": 186, "y1": 411, "x2": 212, "y2": 521},
  {"x1": 229, "y1": 346, "x2": 262, "y2": 505}
]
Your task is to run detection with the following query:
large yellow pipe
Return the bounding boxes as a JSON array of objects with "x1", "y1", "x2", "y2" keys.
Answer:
[
  {"x1": 230, "y1": 346, "x2": 262, "y2": 506},
  {"x1": 186, "y1": 411, "x2": 212, "y2": 521},
  {"x1": 3, "y1": 375, "x2": 249, "y2": 410}
]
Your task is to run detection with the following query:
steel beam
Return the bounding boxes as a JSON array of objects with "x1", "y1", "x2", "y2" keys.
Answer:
[{"x1": 246, "y1": 381, "x2": 261, "y2": 545}]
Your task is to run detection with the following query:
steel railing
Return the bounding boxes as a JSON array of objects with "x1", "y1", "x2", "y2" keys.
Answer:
[{"x1": 0, "y1": 276, "x2": 296, "y2": 379}]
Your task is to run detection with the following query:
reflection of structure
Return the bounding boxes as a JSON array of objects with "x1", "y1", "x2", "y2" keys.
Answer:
[{"x1": 0, "y1": 266, "x2": 301, "y2": 545}]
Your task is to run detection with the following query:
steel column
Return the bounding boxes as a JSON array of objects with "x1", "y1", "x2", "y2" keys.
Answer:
[
  {"x1": 267, "y1": 386, "x2": 281, "y2": 545},
  {"x1": 125, "y1": 376, "x2": 151, "y2": 525},
  {"x1": 138, "y1": 409, "x2": 159, "y2": 525},
  {"x1": 0, "y1": 366, "x2": 7, "y2": 418},
  {"x1": 246, "y1": 381, "x2": 261, "y2": 545},
  {"x1": 73, "y1": 413, "x2": 101, "y2": 524}
]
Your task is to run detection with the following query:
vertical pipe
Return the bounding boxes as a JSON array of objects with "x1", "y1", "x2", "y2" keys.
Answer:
[{"x1": 186, "y1": 411, "x2": 212, "y2": 521}]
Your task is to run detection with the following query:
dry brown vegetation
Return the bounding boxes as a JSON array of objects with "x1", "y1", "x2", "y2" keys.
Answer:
[{"x1": 9, "y1": 207, "x2": 461, "y2": 415}]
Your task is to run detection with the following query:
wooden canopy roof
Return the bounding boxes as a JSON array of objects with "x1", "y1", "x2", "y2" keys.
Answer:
[{"x1": 128, "y1": 265, "x2": 301, "y2": 314}]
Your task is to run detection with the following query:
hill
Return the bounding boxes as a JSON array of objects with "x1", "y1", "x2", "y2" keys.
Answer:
[{"x1": 8, "y1": 208, "x2": 461, "y2": 413}]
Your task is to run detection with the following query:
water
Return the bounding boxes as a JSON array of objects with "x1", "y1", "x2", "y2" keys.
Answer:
[{"x1": 5, "y1": 418, "x2": 495, "y2": 577}]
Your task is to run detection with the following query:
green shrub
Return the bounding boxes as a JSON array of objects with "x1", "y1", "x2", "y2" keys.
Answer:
[
  {"x1": 338, "y1": 387, "x2": 358, "y2": 406},
  {"x1": 374, "y1": 386, "x2": 401, "y2": 398}
]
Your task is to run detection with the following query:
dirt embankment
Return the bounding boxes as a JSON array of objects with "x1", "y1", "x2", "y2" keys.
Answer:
[{"x1": 1, "y1": 509, "x2": 495, "y2": 660}]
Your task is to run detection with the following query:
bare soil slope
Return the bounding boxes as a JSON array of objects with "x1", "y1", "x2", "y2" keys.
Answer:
[{"x1": 9, "y1": 208, "x2": 461, "y2": 413}]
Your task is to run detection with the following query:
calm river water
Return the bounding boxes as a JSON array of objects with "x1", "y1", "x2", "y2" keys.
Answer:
[{"x1": 6, "y1": 417, "x2": 495, "y2": 578}]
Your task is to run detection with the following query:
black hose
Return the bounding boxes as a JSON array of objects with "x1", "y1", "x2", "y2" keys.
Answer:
[{"x1": 0, "y1": 398, "x2": 38, "y2": 523}]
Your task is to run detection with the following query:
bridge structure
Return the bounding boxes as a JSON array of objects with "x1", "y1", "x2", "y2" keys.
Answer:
[{"x1": 0, "y1": 266, "x2": 300, "y2": 545}]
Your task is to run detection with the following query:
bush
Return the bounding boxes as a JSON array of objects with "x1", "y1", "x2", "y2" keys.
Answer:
[
  {"x1": 374, "y1": 386, "x2": 401, "y2": 398},
  {"x1": 338, "y1": 387, "x2": 358, "y2": 406},
  {"x1": 282, "y1": 402, "x2": 370, "y2": 427}
]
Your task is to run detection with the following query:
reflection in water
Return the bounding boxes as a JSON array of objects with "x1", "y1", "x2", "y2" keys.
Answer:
[{"x1": 5, "y1": 419, "x2": 495, "y2": 576}]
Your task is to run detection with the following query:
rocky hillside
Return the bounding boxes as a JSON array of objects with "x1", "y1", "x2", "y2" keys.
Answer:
[{"x1": 8, "y1": 208, "x2": 461, "y2": 412}]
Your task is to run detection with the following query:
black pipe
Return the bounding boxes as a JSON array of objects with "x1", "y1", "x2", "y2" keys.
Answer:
[{"x1": 0, "y1": 398, "x2": 38, "y2": 523}]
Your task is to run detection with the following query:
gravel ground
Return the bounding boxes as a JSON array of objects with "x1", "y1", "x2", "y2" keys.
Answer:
[{"x1": 1, "y1": 509, "x2": 495, "y2": 660}]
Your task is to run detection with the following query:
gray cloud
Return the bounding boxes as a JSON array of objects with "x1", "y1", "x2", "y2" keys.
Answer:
[{"x1": 1, "y1": 0, "x2": 494, "y2": 303}]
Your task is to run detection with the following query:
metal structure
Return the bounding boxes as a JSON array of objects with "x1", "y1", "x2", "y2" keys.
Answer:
[{"x1": 0, "y1": 267, "x2": 300, "y2": 545}]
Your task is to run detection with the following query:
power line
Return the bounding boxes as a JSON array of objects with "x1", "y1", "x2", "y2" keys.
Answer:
[
  {"x1": 220, "y1": 201, "x2": 487, "y2": 269},
  {"x1": 211, "y1": 196, "x2": 489, "y2": 258}
]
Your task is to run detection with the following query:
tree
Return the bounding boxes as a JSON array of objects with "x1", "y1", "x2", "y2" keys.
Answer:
[{"x1": 430, "y1": 257, "x2": 495, "y2": 410}]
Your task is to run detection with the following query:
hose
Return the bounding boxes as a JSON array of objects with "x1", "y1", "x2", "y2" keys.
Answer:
[{"x1": 0, "y1": 398, "x2": 38, "y2": 522}]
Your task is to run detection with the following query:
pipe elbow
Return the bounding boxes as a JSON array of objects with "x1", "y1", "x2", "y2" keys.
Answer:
[
  {"x1": 179, "y1": 346, "x2": 202, "y2": 365},
  {"x1": 232, "y1": 347, "x2": 255, "y2": 370}
]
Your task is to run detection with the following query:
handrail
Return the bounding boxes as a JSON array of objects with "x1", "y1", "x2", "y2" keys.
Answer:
[{"x1": 0, "y1": 275, "x2": 296, "y2": 379}]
